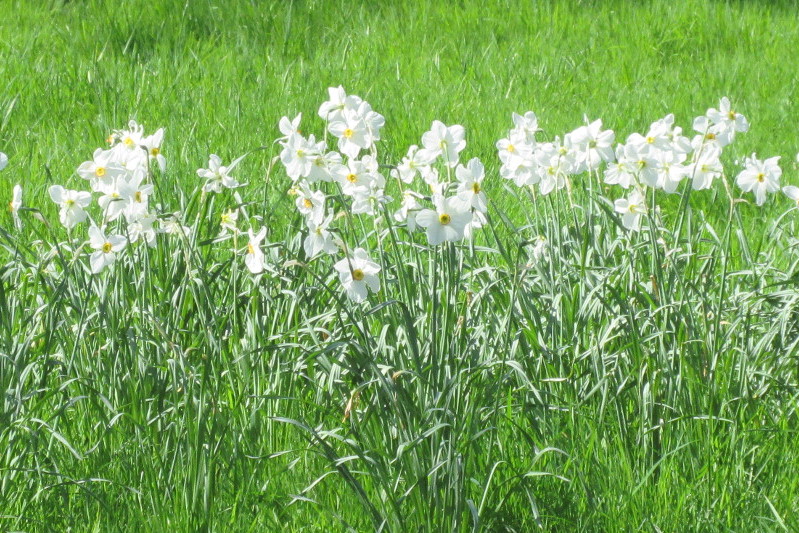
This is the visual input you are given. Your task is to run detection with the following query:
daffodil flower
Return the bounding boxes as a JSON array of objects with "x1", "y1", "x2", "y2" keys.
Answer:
[
  {"x1": 736, "y1": 153, "x2": 781, "y2": 206},
  {"x1": 244, "y1": 228, "x2": 267, "y2": 274},
  {"x1": 333, "y1": 248, "x2": 380, "y2": 303},
  {"x1": 49, "y1": 185, "x2": 92, "y2": 229},
  {"x1": 88, "y1": 226, "x2": 127, "y2": 273},
  {"x1": 415, "y1": 195, "x2": 472, "y2": 245}
]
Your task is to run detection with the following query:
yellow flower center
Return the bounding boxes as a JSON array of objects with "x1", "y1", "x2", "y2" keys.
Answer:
[
  {"x1": 296, "y1": 149, "x2": 305, "y2": 157},
  {"x1": 150, "y1": 147, "x2": 160, "y2": 156},
  {"x1": 95, "y1": 167, "x2": 106, "y2": 177},
  {"x1": 646, "y1": 136, "x2": 655, "y2": 144},
  {"x1": 65, "y1": 199, "x2": 75, "y2": 207},
  {"x1": 628, "y1": 204, "x2": 638, "y2": 213},
  {"x1": 102, "y1": 242, "x2": 112, "y2": 253},
  {"x1": 728, "y1": 111, "x2": 736, "y2": 120},
  {"x1": 589, "y1": 140, "x2": 597, "y2": 148},
  {"x1": 123, "y1": 137, "x2": 135, "y2": 147},
  {"x1": 638, "y1": 160, "x2": 647, "y2": 169},
  {"x1": 472, "y1": 183, "x2": 481, "y2": 194},
  {"x1": 303, "y1": 198, "x2": 313, "y2": 208},
  {"x1": 756, "y1": 173, "x2": 765, "y2": 183},
  {"x1": 439, "y1": 213, "x2": 451, "y2": 225},
  {"x1": 705, "y1": 132, "x2": 716, "y2": 140},
  {"x1": 507, "y1": 144, "x2": 516, "y2": 153},
  {"x1": 247, "y1": 243, "x2": 255, "y2": 255},
  {"x1": 352, "y1": 269, "x2": 365, "y2": 281},
  {"x1": 135, "y1": 191, "x2": 143, "y2": 203},
  {"x1": 346, "y1": 173, "x2": 357, "y2": 183},
  {"x1": 343, "y1": 128, "x2": 354, "y2": 139}
]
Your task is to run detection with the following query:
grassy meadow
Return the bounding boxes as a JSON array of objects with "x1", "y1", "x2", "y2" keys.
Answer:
[{"x1": 2, "y1": 0, "x2": 799, "y2": 531}]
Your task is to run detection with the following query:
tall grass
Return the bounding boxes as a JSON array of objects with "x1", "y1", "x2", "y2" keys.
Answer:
[{"x1": 2, "y1": 1, "x2": 799, "y2": 531}]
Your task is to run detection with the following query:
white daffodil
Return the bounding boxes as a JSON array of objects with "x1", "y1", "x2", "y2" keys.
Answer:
[
  {"x1": 566, "y1": 118, "x2": 615, "y2": 172},
  {"x1": 244, "y1": 227, "x2": 267, "y2": 274},
  {"x1": 604, "y1": 145, "x2": 638, "y2": 189},
  {"x1": 454, "y1": 157, "x2": 487, "y2": 213},
  {"x1": 687, "y1": 144, "x2": 723, "y2": 190},
  {"x1": 333, "y1": 247, "x2": 380, "y2": 303},
  {"x1": 614, "y1": 190, "x2": 648, "y2": 231},
  {"x1": 356, "y1": 100, "x2": 385, "y2": 143},
  {"x1": 318, "y1": 86, "x2": 362, "y2": 122},
  {"x1": 0, "y1": 152, "x2": 7, "y2": 171},
  {"x1": 220, "y1": 209, "x2": 239, "y2": 235},
  {"x1": 197, "y1": 154, "x2": 240, "y2": 193},
  {"x1": 278, "y1": 113, "x2": 302, "y2": 140},
  {"x1": 736, "y1": 154, "x2": 781, "y2": 206},
  {"x1": 295, "y1": 184, "x2": 326, "y2": 223},
  {"x1": 335, "y1": 158, "x2": 374, "y2": 196},
  {"x1": 421, "y1": 120, "x2": 466, "y2": 167},
  {"x1": 48, "y1": 185, "x2": 92, "y2": 229},
  {"x1": 88, "y1": 226, "x2": 127, "y2": 273},
  {"x1": 510, "y1": 111, "x2": 540, "y2": 143},
  {"x1": 393, "y1": 190, "x2": 423, "y2": 232},
  {"x1": 142, "y1": 128, "x2": 166, "y2": 172},
  {"x1": 328, "y1": 109, "x2": 371, "y2": 159},
  {"x1": 415, "y1": 195, "x2": 472, "y2": 246},
  {"x1": 706, "y1": 96, "x2": 749, "y2": 144},
  {"x1": 497, "y1": 131, "x2": 534, "y2": 173},
  {"x1": 306, "y1": 149, "x2": 341, "y2": 183},
  {"x1": 534, "y1": 143, "x2": 568, "y2": 195},
  {"x1": 651, "y1": 149, "x2": 688, "y2": 193},
  {"x1": 394, "y1": 144, "x2": 435, "y2": 184},
  {"x1": 160, "y1": 212, "x2": 192, "y2": 237},
  {"x1": 77, "y1": 147, "x2": 126, "y2": 189},
  {"x1": 128, "y1": 212, "x2": 157, "y2": 247},
  {"x1": 110, "y1": 120, "x2": 145, "y2": 151},
  {"x1": 280, "y1": 133, "x2": 319, "y2": 181},
  {"x1": 303, "y1": 212, "x2": 338, "y2": 258}
]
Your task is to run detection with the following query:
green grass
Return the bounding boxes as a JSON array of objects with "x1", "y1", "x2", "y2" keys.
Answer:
[{"x1": 2, "y1": 0, "x2": 799, "y2": 531}]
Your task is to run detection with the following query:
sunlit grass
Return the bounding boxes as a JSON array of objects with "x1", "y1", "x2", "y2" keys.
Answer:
[{"x1": 2, "y1": 1, "x2": 799, "y2": 531}]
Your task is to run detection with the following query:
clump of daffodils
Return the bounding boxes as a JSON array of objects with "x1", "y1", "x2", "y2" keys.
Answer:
[
  {"x1": 277, "y1": 87, "x2": 490, "y2": 303},
  {"x1": 495, "y1": 96, "x2": 788, "y2": 232},
  {"x1": 42, "y1": 121, "x2": 167, "y2": 272}
]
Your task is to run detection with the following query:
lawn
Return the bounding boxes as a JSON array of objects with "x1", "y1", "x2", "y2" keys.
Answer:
[{"x1": 1, "y1": 0, "x2": 799, "y2": 531}]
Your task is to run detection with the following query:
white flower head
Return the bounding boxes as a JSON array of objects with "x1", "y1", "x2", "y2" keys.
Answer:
[
  {"x1": 197, "y1": 154, "x2": 240, "y2": 193},
  {"x1": 142, "y1": 128, "x2": 166, "y2": 172},
  {"x1": 303, "y1": 212, "x2": 338, "y2": 258},
  {"x1": 415, "y1": 194, "x2": 473, "y2": 245},
  {"x1": 333, "y1": 247, "x2": 381, "y2": 303},
  {"x1": 220, "y1": 209, "x2": 239, "y2": 235},
  {"x1": 735, "y1": 153, "x2": 781, "y2": 206},
  {"x1": 421, "y1": 120, "x2": 466, "y2": 167},
  {"x1": 244, "y1": 227, "x2": 268, "y2": 274},
  {"x1": 454, "y1": 157, "x2": 487, "y2": 213},
  {"x1": 279, "y1": 113, "x2": 302, "y2": 139},
  {"x1": 328, "y1": 109, "x2": 371, "y2": 159},
  {"x1": 0, "y1": 152, "x2": 8, "y2": 171},
  {"x1": 614, "y1": 190, "x2": 648, "y2": 231},
  {"x1": 49, "y1": 185, "x2": 92, "y2": 229},
  {"x1": 706, "y1": 97, "x2": 749, "y2": 144},
  {"x1": 88, "y1": 226, "x2": 127, "y2": 273}
]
